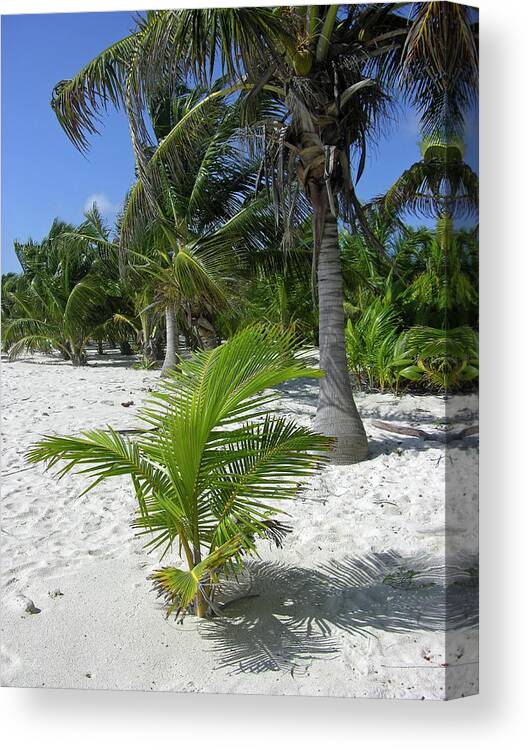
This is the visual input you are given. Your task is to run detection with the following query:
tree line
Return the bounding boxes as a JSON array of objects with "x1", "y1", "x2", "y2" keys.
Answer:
[{"x1": 3, "y1": 4, "x2": 479, "y2": 464}]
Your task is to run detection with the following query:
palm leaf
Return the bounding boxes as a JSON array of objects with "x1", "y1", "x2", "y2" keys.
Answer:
[{"x1": 51, "y1": 32, "x2": 142, "y2": 151}]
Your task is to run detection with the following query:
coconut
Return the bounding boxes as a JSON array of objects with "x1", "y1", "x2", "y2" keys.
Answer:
[{"x1": 293, "y1": 49, "x2": 313, "y2": 76}]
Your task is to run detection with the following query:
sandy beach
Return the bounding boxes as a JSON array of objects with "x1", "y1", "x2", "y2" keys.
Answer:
[{"x1": 1, "y1": 351, "x2": 478, "y2": 699}]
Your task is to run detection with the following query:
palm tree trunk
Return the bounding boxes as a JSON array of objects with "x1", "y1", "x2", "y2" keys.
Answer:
[
  {"x1": 195, "y1": 590, "x2": 207, "y2": 618},
  {"x1": 70, "y1": 348, "x2": 87, "y2": 366},
  {"x1": 192, "y1": 543, "x2": 207, "y2": 618},
  {"x1": 161, "y1": 304, "x2": 179, "y2": 376},
  {"x1": 313, "y1": 209, "x2": 368, "y2": 463}
]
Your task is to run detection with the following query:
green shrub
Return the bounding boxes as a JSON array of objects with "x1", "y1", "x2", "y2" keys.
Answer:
[{"x1": 345, "y1": 301, "x2": 478, "y2": 393}]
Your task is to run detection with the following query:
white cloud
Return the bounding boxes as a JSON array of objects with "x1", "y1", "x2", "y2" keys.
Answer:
[{"x1": 83, "y1": 193, "x2": 117, "y2": 215}]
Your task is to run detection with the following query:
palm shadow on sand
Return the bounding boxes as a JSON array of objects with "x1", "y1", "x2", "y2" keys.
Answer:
[
  {"x1": 272, "y1": 379, "x2": 477, "y2": 456},
  {"x1": 197, "y1": 552, "x2": 478, "y2": 675}
]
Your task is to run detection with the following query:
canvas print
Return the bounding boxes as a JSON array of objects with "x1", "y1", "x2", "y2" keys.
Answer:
[{"x1": 1, "y1": 3, "x2": 479, "y2": 699}]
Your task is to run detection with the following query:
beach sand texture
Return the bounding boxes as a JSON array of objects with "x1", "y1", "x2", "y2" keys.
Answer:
[{"x1": 1, "y1": 352, "x2": 478, "y2": 699}]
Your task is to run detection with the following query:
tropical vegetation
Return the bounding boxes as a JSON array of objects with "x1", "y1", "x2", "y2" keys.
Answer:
[{"x1": 2, "y1": 4, "x2": 479, "y2": 465}]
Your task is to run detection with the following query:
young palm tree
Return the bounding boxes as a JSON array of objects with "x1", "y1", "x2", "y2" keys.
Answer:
[
  {"x1": 51, "y1": 4, "x2": 478, "y2": 462},
  {"x1": 401, "y1": 325, "x2": 479, "y2": 390},
  {"x1": 27, "y1": 326, "x2": 331, "y2": 619}
]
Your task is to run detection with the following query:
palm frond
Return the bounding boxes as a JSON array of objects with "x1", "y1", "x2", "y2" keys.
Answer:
[
  {"x1": 51, "y1": 32, "x2": 141, "y2": 151},
  {"x1": 399, "y1": 2, "x2": 478, "y2": 137},
  {"x1": 381, "y1": 149, "x2": 478, "y2": 219}
]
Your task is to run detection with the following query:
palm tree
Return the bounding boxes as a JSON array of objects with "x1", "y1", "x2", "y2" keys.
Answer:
[
  {"x1": 2, "y1": 217, "x2": 120, "y2": 365},
  {"x1": 2, "y1": 277, "x2": 115, "y2": 365},
  {"x1": 121, "y1": 86, "x2": 278, "y2": 376},
  {"x1": 125, "y1": 284, "x2": 163, "y2": 367},
  {"x1": 51, "y1": 4, "x2": 478, "y2": 462},
  {"x1": 382, "y1": 137, "x2": 478, "y2": 222},
  {"x1": 60, "y1": 205, "x2": 142, "y2": 358},
  {"x1": 379, "y1": 137, "x2": 478, "y2": 329},
  {"x1": 27, "y1": 326, "x2": 331, "y2": 618},
  {"x1": 64, "y1": 209, "x2": 167, "y2": 365}
]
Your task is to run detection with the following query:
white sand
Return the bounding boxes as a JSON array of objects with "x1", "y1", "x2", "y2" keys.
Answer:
[{"x1": 1, "y1": 351, "x2": 478, "y2": 699}]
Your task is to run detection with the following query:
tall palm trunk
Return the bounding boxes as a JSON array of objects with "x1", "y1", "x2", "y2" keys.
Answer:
[
  {"x1": 161, "y1": 304, "x2": 179, "y2": 376},
  {"x1": 313, "y1": 209, "x2": 368, "y2": 463}
]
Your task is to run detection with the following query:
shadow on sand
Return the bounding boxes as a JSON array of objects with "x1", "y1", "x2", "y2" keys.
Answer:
[
  {"x1": 2, "y1": 350, "x2": 141, "y2": 369},
  {"x1": 196, "y1": 552, "x2": 478, "y2": 675},
  {"x1": 273, "y1": 378, "x2": 477, "y2": 457},
  {"x1": 274, "y1": 376, "x2": 319, "y2": 408}
]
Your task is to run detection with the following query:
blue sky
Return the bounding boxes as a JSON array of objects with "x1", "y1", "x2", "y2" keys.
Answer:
[
  {"x1": 1, "y1": 12, "x2": 137, "y2": 273},
  {"x1": 1, "y1": 10, "x2": 478, "y2": 274}
]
